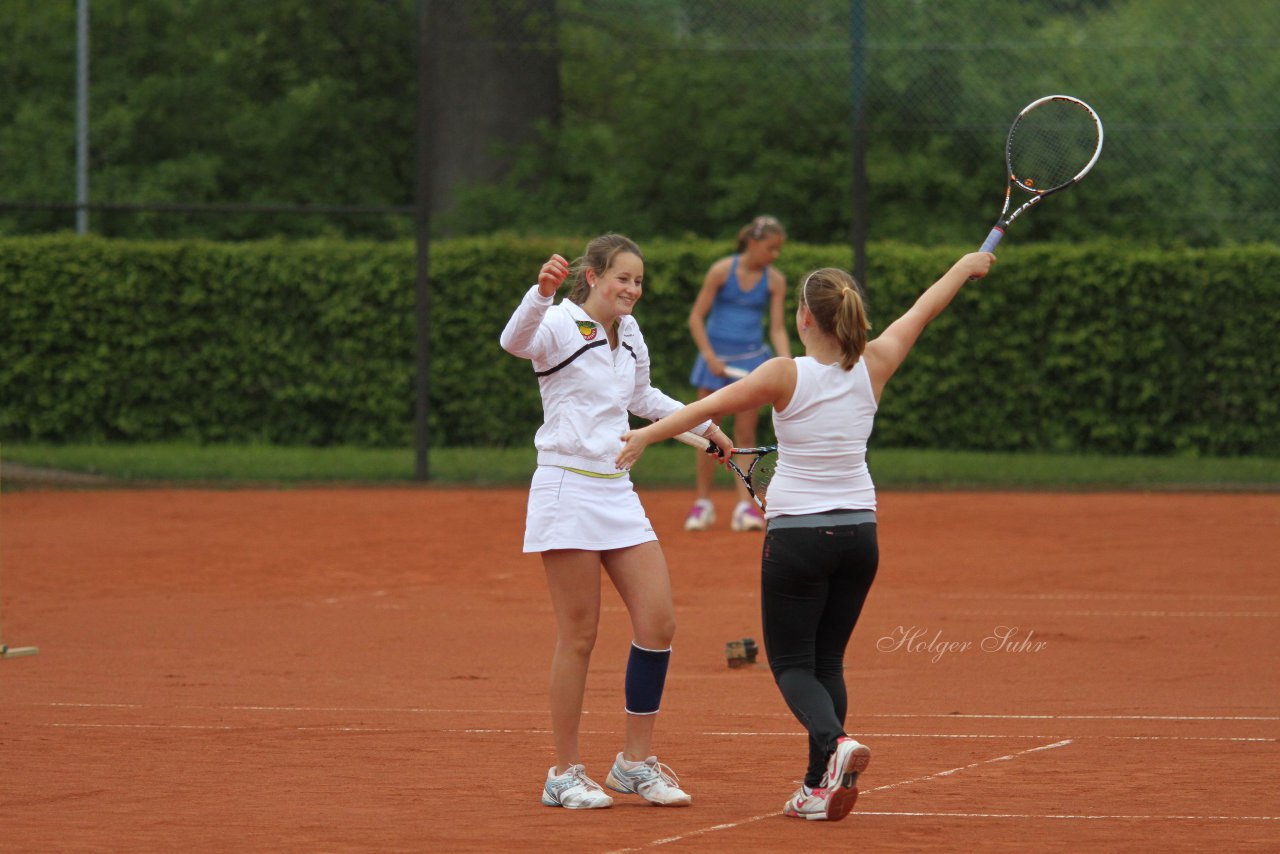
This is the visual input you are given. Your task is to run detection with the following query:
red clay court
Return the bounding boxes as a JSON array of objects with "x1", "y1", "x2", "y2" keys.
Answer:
[{"x1": 2, "y1": 487, "x2": 1278, "y2": 851}]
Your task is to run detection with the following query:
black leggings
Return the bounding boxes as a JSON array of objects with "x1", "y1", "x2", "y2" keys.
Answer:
[{"x1": 761, "y1": 519, "x2": 878, "y2": 788}]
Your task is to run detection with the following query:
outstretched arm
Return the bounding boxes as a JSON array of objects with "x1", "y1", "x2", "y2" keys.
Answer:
[
  {"x1": 615, "y1": 357, "x2": 795, "y2": 470},
  {"x1": 863, "y1": 252, "x2": 994, "y2": 400}
]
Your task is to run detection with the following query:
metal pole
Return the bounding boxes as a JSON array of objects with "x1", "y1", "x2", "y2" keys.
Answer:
[
  {"x1": 414, "y1": 0, "x2": 433, "y2": 481},
  {"x1": 76, "y1": 0, "x2": 90, "y2": 234},
  {"x1": 849, "y1": 0, "x2": 867, "y2": 289}
]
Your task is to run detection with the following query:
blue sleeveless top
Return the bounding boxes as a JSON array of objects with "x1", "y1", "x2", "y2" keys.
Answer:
[{"x1": 704, "y1": 256, "x2": 770, "y2": 351}]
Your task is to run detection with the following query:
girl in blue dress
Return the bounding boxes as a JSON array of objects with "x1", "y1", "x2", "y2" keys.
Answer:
[{"x1": 686, "y1": 216, "x2": 791, "y2": 532}]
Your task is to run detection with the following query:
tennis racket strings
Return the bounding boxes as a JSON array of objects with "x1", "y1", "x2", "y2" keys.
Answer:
[
  {"x1": 1009, "y1": 98, "x2": 1102, "y2": 192},
  {"x1": 740, "y1": 452, "x2": 776, "y2": 505},
  {"x1": 671, "y1": 432, "x2": 777, "y2": 511}
]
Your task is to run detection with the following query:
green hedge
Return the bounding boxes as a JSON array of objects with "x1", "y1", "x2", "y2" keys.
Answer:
[{"x1": 1, "y1": 234, "x2": 1276, "y2": 455}]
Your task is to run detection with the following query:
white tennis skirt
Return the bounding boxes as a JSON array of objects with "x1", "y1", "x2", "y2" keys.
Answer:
[{"x1": 523, "y1": 465, "x2": 658, "y2": 553}]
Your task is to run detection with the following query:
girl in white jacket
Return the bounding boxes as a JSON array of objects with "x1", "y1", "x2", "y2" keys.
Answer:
[{"x1": 501, "y1": 233, "x2": 730, "y2": 810}]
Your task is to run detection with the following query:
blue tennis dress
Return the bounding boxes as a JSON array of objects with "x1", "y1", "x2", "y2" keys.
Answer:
[{"x1": 689, "y1": 256, "x2": 773, "y2": 391}]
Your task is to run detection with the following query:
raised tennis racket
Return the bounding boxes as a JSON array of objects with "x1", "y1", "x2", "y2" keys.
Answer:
[
  {"x1": 675, "y1": 432, "x2": 777, "y2": 511},
  {"x1": 979, "y1": 95, "x2": 1103, "y2": 253}
]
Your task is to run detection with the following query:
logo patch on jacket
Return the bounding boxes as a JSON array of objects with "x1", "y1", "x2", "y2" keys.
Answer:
[{"x1": 576, "y1": 321, "x2": 598, "y2": 341}]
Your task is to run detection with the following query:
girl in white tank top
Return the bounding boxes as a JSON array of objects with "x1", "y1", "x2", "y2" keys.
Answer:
[
  {"x1": 614, "y1": 251, "x2": 996, "y2": 821},
  {"x1": 766, "y1": 356, "x2": 878, "y2": 518}
]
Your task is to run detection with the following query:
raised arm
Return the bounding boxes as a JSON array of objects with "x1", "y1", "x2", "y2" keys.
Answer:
[
  {"x1": 862, "y1": 252, "x2": 994, "y2": 401},
  {"x1": 499, "y1": 254, "x2": 570, "y2": 360}
]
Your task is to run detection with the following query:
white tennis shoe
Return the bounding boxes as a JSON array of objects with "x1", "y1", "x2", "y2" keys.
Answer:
[
  {"x1": 731, "y1": 500, "x2": 764, "y2": 532},
  {"x1": 541, "y1": 764, "x2": 614, "y2": 809},
  {"x1": 605, "y1": 753, "x2": 692, "y2": 806},
  {"x1": 684, "y1": 499, "x2": 716, "y2": 531},
  {"x1": 822, "y1": 737, "x2": 871, "y2": 821},
  {"x1": 782, "y1": 784, "x2": 834, "y2": 820}
]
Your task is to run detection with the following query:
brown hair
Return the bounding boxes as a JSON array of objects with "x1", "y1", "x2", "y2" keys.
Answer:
[
  {"x1": 566, "y1": 233, "x2": 644, "y2": 305},
  {"x1": 735, "y1": 215, "x2": 786, "y2": 253},
  {"x1": 799, "y1": 268, "x2": 871, "y2": 370}
]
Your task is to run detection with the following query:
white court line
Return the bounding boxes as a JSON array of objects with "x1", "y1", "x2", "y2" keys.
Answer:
[
  {"x1": 704, "y1": 711, "x2": 1280, "y2": 722},
  {"x1": 21, "y1": 703, "x2": 1278, "y2": 721},
  {"x1": 206, "y1": 704, "x2": 554, "y2": 714},
  {"x1": 956, "y1": 609, "x2": 1280, "y2": 617},
  {"x1": 857, "y1": 811, "x2": 1278, "y2": 821},
  {"x1": 46, "y1": 723, "x2": 397, "y2": 733},
  {"x1": 865, "y1": 713, "x2": 1280, "y2": 721},
  {"x1": 700, "y1": 731, "x2": 1276, "y2": 743},
  {"x1": 941, "y1": 592, "x2": 1279, "y2": 602},
  {"x1": 37, "y1": 723, "x2": 1272, "y2": 744},
  {"x1": 864, "y1": 739, "x2": 1072, "y2": 793},
  {"x1": 603, "y1": 740, "x2": 1072, "y2": 853}
]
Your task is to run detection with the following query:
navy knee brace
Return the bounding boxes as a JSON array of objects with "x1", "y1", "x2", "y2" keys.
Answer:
[{"x1": 624, "y1": 642, "x2": 671, "y2": 715}]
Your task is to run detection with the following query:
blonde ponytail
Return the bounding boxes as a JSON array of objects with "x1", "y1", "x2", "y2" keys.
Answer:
[{"x1": 798, "y1": 268, "x2": 871, "y2": 369}]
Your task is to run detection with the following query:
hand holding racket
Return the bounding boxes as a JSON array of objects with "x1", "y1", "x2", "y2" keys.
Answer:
[
  {"x1": 674, "y1": 432, "x2": 777, "y2": 512},
  {"x1": 616, "y1": 422, "x2": 733, "y2": 473},
  {"x1": 979, "y1": 95, "x2": 1103, "y2": 254}
]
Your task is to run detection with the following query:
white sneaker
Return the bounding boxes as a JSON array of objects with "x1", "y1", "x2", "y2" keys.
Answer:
[
  {"x1": 604, "y1": 753, "x2": 692, "y2": 806},
  {"x1": 541, "y1": 764, "x2": 614, "y2": 809},
  {"x1": 782, "y1": 785, "x2": 835, "y2": 821},
  {"x1": 684, "y1": 499, "x2": 716, "y2": 531},
  {"x1": 730, "y1": 500, "x2": 764, "y2": 532},
  {"x1": 822, "y1": 737, "x2": 871, "y2": 821}
]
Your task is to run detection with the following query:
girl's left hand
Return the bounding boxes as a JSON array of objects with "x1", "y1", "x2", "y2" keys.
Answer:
[{"x1": 616, "y1": 429, "x2": 652, "y2": 470}]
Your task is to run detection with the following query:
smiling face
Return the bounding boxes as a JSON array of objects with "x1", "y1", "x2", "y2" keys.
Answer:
[{"x1": 584, "y1": 251, "x2": 644, "y2": 323}]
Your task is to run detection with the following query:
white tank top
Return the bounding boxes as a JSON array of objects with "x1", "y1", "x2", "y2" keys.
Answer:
[{"x1": 765, "y1": 356, "x2": 878, "y2": 518}]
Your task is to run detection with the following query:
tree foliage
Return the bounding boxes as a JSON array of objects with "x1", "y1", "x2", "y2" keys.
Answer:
[{"x1": 1, "y1": 0, "x2": 1276, "y2": 245}]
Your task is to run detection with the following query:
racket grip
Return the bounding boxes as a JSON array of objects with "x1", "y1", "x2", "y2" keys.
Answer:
[
  {"x1": 978, "y1": 225, "x2": 1005, "y2": 254},
  {"x1": 675, "y1": 431, "x2": 710, "y2": 449},
  {"x1": 675, "y1": 431, "x2": 722, "y2": 455}
]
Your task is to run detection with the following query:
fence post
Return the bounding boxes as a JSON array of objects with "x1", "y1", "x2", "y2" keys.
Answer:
[
  {"x1": 414, "y1": 0, "x2": 434, "y2": 481},
  {"x1": 849, "y1": 0, "x2": 868, "y2": 290},
  {"x1": 76, "y1": 0, "x2": 90, "y2": 235}
]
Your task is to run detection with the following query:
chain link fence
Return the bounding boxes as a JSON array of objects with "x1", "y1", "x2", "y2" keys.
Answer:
[
  {"x1": 535, "y1": 0, "x2": 1279, "y2": 247},
  {"x1": 1, "y1": 0, "x2": 1275, "y2": 247}
]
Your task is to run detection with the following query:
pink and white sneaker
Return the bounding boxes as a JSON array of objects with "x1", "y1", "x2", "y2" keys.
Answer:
[
  {"x1": 731, "y1": 500, "x2": 764, "y2": 532},
  {"x1": 684, "y1": 499, "x2": 716, "y2": 531},
  {"x1": 822, "y1": 737, "x2": 871, "y2": 821},
  {"x1": 783, "y1": 784, "x2": 834, "y2": 820}
]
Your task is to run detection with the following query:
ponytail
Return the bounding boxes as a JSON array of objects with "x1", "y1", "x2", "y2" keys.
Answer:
[{"x1": 798, "y1": 268, "x2": 871, "y2": 369}]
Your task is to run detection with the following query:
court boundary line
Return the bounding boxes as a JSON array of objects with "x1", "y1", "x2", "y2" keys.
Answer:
[
  {"x1": 33, "y1": 724, "x2": 1277, "y2": 744},
  {"x1": 856, "y1": 811, "x2": 1280, "y2": 821},
  {"x1": 24, "y1": 702, "x2": 1280, "y2": 722},
  {"x1": 602, "y1": 739, "x2": 1073, "y2": 853},
  {"x1": 940, "y1": 592, "x2": 1279, "y2": 602},
  {"x1": 955, "y1": 610, "x2": 1280, "y2": 618}
]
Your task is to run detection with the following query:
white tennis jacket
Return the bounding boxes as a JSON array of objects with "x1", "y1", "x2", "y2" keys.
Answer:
[{"x1": 501, "y1": 285, "x2": 710, "y2": 475}]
